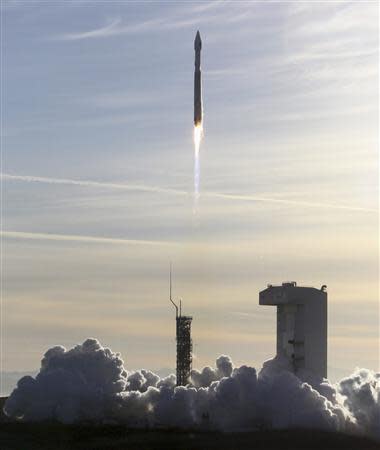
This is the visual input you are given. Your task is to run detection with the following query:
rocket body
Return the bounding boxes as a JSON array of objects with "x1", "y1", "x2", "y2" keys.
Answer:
[{"x1": 194, "y1": 31, "x2": 202, "y2": 126}]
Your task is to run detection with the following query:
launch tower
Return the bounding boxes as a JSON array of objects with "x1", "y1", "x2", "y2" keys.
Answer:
[
  {"x1": 169, "y1": 266, "x2": 193, "y2": 386},
  {"x1": 259, "y1": 282, "x2": 327, "y2": 379}
]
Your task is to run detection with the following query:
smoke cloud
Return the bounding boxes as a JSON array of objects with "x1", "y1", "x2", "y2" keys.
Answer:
[{"x1": 3, "y1": 339, "x2": 379, "y2": 439}]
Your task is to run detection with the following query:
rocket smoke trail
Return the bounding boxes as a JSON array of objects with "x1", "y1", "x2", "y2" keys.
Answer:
[
  {"x1": 4, "y1": 337, "x2": 380, "y2": 439},
  {"x1": 194, "y1": 124, "x2": 202, "y2": 201},
  {"x1": 193, "y1": 31, "x2": 203, "y2": 210}
]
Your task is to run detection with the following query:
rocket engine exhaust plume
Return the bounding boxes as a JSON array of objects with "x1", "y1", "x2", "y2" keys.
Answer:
[
  {"x1": 193, "y1": 123, "x2": 203, "y2": 204},
  {"x1": 4, "y1": 338, "x2": 380, "y2": 440},
  {"x1": 193, "y1": 31, "x2": 203, "y2": 211}
]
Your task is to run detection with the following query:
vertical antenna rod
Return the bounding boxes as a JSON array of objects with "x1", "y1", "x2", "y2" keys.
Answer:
[{"x1": 169, "y1": 262, "x2": 178, "y2": 318}]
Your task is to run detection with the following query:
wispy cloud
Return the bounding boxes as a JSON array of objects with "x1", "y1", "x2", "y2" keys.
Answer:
[
  {"x1": 290, "y1": 1, "x2": 378, "y2": 37},
  {"x1": 56, "y1": 3, "x2": 252, "y2": 41},
  {"x1": 207, "y1": 192, "x2": 377, "y2": 214},
  {"x1": 2, "y1": 173, "x2": 376, "y2": 214},
  {"x1": 1, "y1": 230, "x2": 176, "y2": 247},
  {"x1": 58, "y1": 17, "x2": 163, "y2": 41},
  {"x1": 186, "y1": 0, "x2": 228, "y2": 15},
  {"x1": 1, "y1": 173, "x2": 187, "y2": 197}
]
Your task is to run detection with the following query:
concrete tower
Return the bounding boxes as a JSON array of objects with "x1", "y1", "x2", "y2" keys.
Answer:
[{"x1": 259, "y1": 282, "x2": 327, "y2": 379}]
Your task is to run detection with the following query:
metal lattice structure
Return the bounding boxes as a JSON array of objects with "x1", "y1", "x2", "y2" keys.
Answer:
[
  {"x1": 176, "y1": 315, "x2": 193, "y2": 386},
  {"x1": 169, "y1": 264, "x2": 193, "y2": 386}
]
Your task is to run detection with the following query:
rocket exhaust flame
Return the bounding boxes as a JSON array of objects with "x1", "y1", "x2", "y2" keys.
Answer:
[{"x1": 193, "y1": 123, "x2": 203, "y2": 205}]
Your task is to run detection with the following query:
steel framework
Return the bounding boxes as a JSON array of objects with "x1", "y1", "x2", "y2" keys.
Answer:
[
  {"x1": 169, "y1": 264, "x2": 193, "y2": 386},
  {"x1": 176, "y1": 315, "x2": 193, "y2": 386}
]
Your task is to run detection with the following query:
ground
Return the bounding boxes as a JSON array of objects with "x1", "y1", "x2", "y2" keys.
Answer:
[
  {"x1": 1, "y1": 423, "x2": 380, "y2": 449},
  {"x1": 1, "y1": 398, "x2": 379, "y2": 450}
]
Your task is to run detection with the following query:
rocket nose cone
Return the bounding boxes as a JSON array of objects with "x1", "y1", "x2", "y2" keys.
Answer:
[{"x1": 194, "y1": 30, "x2": 202, "y2": 50}]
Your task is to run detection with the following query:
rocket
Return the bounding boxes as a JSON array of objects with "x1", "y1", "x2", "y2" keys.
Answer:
[{"x1": 194, "y1": 31, "x2": 202, "y2": 127}]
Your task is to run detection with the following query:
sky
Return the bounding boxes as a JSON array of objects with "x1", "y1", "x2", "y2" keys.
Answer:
[{"x1": 1, "y1": 0, "x2": 378, "y2": 387}]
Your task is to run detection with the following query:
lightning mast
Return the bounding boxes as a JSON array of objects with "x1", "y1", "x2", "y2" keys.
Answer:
[{"x1": 169, "y1": 264, "x2": 193, "y2": 386}]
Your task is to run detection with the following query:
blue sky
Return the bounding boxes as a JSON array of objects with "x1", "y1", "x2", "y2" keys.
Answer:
[{"x1": 1, "y1": 0, "x2": 378, "y2": 384}]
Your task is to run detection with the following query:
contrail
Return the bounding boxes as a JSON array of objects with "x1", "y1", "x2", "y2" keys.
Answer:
[
  {"x1": 1, "y1": 230, "x2": 177, "y2": 247},
  {"x1": 1, "y1": 173, "x2": 187, "y2": 197},
  {"x1": 1, "y1": 173, "x2": 377, "y2": 214},
  {"x1": 207, "y1": 192, "x2": 378, "y2": 213}
]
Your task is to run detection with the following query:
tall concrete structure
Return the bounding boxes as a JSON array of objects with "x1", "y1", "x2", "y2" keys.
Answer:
[
  {"x1": 259, "y1": 282, "x2": 327, "y2": 379},
  {"x1": 169, "y1": 266, "x2": 193, "y2": 386}
]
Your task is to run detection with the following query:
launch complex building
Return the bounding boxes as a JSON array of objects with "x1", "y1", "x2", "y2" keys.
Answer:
[
  {"x1": 170, "y1": 277, "x2": 327, "y2": 386},
  {"x1": 260, "y1": 282, "x2": 328, "y2": 379}
]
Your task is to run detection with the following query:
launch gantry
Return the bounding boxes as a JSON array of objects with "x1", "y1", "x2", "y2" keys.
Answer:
[{"x1": 169, "y1": 265, "x2": 193, "y2": 386}]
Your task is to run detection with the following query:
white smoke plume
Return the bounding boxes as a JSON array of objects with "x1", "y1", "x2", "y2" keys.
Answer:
[{"x1": 3, "y1": 339, "x2": 379, "y2": 439}]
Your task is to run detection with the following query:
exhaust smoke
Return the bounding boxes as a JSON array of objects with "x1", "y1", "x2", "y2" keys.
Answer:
[{"x1": 3, "y1": 338, "x2": 379, "y2": 440}]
